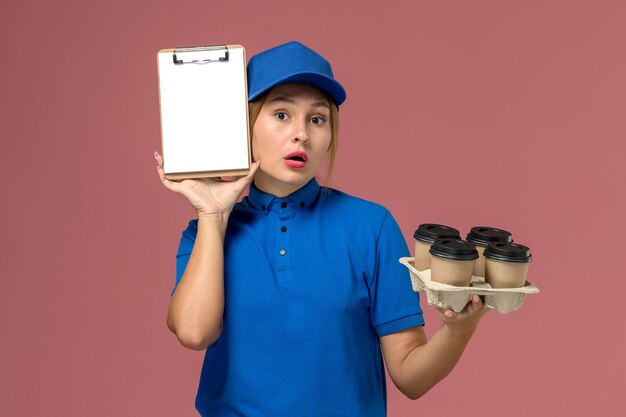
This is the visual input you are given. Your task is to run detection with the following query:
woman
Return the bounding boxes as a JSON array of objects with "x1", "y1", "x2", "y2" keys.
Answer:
[{"x1": 155, "y1": 41, "x2": 487, "y2": 417}]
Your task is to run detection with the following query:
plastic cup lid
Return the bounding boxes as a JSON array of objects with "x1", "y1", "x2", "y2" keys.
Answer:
[
  {"x1": 413, "y1": 224, "x2": 461, "y2": 244},
  {"x1": 484, "y1": 242, "x2": 532, "y2": 263},
  {"x1": 429, "y1": 239, "x2": 479, "y2": 261},
  {"x1": 466, "y1": 226, "x2": 513, "y2": 246}
]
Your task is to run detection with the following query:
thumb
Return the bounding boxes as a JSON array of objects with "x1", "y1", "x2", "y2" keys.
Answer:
[
  {"x1": 469, "y1": 294, "x2": 489, "y2": 316},
  {"x1": 228, "y1": 161, "x2": 260, "y2": 198},
  {"x1": 238, "y1": 161, "x2": 260, "y2": 187}
]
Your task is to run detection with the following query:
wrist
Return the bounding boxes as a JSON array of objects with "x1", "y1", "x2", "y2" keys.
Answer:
[
  {"x1": 197, "y1": 212, "x2": 229, "y2": 235},
  {"x1": 441, "y1": 321, "x2": 478, "y2": 340}
]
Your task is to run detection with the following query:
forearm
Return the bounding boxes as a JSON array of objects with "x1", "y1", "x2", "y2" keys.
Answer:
[
  {"x1": 167, "y1": 214, "x2": 228, "y2": 350},
  {"x1": 397, "y1": 324, "x2": 477, "y2": 399}
]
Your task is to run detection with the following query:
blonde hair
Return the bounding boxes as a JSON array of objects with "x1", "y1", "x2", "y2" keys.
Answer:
[{"x1": 248, "y1": 89, "x2": 339, "y2": 185}]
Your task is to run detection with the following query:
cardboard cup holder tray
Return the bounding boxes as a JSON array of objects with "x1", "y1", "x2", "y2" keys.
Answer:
[{"x1": 399, "y1": 257, "x2": 539, "y2": 314}]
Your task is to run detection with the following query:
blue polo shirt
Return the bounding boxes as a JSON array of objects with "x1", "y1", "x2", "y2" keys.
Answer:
[{"x1": 174, "y1": 179, "x2": 424, "y2": 417}]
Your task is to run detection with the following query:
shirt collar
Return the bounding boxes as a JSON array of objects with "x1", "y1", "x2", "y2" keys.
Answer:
[{"x1": 247, "y1": 178, "x2": 321, "y2": 212}]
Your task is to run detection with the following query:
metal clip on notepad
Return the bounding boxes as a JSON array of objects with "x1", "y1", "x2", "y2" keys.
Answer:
[{"x1": 173, "y1": 45, "x2": 229, "y2": 65}]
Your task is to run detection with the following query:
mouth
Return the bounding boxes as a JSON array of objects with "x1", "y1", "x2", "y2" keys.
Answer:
[{"x1": 284, "y1": 151, "x2": 308, "y2": 168}]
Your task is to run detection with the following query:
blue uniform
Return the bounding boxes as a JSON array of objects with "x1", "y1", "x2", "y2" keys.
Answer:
[{"x1": 174, "y1": 179, "x2": 424, "y2": 416}]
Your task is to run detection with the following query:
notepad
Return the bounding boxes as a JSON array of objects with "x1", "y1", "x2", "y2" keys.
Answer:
[{"x1": 157, "y1": 45, "x2": 250, "y2": 179}]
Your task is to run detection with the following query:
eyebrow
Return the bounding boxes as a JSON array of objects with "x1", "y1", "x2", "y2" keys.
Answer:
[{"x1": 268, "y1": 95, "x2": 330, "y2": 109}]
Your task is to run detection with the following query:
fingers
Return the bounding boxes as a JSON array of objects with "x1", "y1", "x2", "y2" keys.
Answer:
[
  {"x1": 436, "y1": 307, "x2": 455, "y2": 318},
  {"x1": 436, "y1": 294, "x2": 487, "y2": 320},
  {"x1": 154, "y1": 151, "x2": 181, "y2": 193},
  {"x1": 154, "y1": 151, "x2": 167, "y2": 183},
  {"x1": 154, "y1": 151, "x2": 165, "y2": 181}
]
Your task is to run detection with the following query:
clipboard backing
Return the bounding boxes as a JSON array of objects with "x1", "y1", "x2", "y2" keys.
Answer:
[{"x1": 157, "y1": 44, "x2": 251, "y2": 179}]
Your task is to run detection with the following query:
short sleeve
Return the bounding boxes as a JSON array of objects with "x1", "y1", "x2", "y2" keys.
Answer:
[
  {"x1": 172, "y1": 220, "x2": 198, "y2": 296},
  {"x1": 370, "y1": 211, "x2": 425, "y2": 336}
]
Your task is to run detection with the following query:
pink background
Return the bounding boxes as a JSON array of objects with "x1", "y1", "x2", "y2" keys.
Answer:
[{"x1": 1, "y1": 0, "x2": 624, "y2": 415}]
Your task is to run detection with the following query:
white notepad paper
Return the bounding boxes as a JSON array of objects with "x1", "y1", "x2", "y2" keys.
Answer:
[{"x1": 157, "y1": 45, "x2": 250, "y2": 179}]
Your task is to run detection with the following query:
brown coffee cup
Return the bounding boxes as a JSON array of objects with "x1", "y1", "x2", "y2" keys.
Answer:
[
  {"x1": 466, "y1": 226, "x2": 513, "y2": 277},
  {"x1": 429, "y1": 239, "x2": 478, "y2": 286},
  {"x1": 484, "y1": 242, "x2": 532, "y2": 288},
  {"x1": 413, "y1": 224, "x2": 461, "y2": 271}
]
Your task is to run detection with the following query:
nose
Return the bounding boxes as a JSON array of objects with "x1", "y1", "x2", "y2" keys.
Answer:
[{"x1": 292, "y1": 117, "x2": 309, "y2": 144}]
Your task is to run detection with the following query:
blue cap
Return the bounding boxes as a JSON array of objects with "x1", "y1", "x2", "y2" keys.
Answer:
[{"x1": 247, "y1": 41, "x2": 346, "y2": 106}]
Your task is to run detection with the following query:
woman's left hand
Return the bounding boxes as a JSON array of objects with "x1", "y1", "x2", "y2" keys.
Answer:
[{"x1": 436, "y1": 294, "x2": 489, "y2": 337}]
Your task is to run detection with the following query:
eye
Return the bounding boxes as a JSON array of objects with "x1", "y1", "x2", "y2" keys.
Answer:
[
  {"x1": 274, "y1": 112, "x2": 289, "y2": 120},
  {"x1": 310, "y1": 116, "x2": 325, "y2": 125}
]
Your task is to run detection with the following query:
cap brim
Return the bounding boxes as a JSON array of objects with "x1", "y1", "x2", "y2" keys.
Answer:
[{"x1": 249, "y1": 71, "x2": 346, "y2": 106}]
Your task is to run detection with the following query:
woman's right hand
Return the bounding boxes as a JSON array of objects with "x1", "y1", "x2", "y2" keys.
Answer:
[{"x1": 154, "y1": 151, "x2": 259, "y2": 219}]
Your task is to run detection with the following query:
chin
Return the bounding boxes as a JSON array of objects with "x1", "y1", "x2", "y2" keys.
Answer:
[
  {"x1": 279, "y1": 175, "x2": 313, "y2": 188},
  {"x1": 258, "y1": 169, "x2": 314, "y2": 192}
]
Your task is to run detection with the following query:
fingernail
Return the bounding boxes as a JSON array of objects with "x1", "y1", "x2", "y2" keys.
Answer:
[
  {"x1": 472, "y1": 294, "x2": 479, "y2": 302},
  {"x1": 445, "y1": 310, "x2": 453, "y2": 318},
  {"x1": 154, "y1": 151, "x2": 158, "y2": 160}
]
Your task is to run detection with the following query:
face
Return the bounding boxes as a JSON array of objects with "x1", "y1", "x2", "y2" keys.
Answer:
[{"x1": 252, "y1": 83, "x2": 332, "y2": 197}]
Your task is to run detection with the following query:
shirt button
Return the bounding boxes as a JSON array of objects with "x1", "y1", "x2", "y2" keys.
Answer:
[
  {"x1": 279, "y1": 249, "x2": 286, "y2": 256},
  {"x1": 281, "y1": 226, "x2": 287, "y2": 232},
  {"x1": 281, "y1": 202, "x2": 287, "y2": 208}
]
